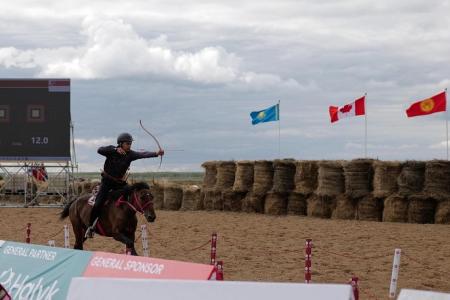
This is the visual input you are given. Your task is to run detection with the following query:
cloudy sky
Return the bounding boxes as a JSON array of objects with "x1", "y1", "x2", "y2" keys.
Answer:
[{"x1": 1, "y1": 0, "x2": 450, "y2": 171}]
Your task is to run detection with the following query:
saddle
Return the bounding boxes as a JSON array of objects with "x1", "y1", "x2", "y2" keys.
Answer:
[{"x1": 87, "y1": 184, "x2": 133, "y2": 207}]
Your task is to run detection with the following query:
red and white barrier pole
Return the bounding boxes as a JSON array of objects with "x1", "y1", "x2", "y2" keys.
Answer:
[
  {"x1": 210, "y1": 232, "x2": 217, "y2": 265},
  {"x1": 305, "y1": 238, "x2": 312, "y2": 283},
  {"x1": 64, "y1": 224, "x2": 70, "y2": 248},
  {"x1": 350, "y1": 276, "x2": 359, "y2": 300},
  {"x1": 389, "y1": 248, "x2": 401, "y2": 298},
  {"x1": 216, "y1": 260, "x2": 224, "y2": 281},
  {"x1": 25, "y1": 223, "x2": 31, "y2": 244},
  {"x1": 141, "y1": 224, "x2": 149, "y2": 257}
]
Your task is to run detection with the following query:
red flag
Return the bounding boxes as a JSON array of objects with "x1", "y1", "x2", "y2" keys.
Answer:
[
  {"x1": 406, "y1": 91, "x2": 446, "y2": 117},
  {"x1": 329, "y1": 96, "x2": 365, "y2": 123}
]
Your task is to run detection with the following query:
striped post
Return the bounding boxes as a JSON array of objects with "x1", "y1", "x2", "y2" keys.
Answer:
[
  {"x1": 210, "y1": 233, "x2": 217, "y2": 265},
  {"x1": 350, "y1": 276, "x2": 359, "y2": 300},
  {"x1": 389, "y1": 249, "x2": 401, "y2": 298},
  {"x1": 64, "y1": 224, "x2": 70, "y2": 248},
  {"x1": 141, "y1": 224, "x2": 149, "y2": 257},
  {"x1": 216, "y1": 260, "x2": 224, "y2": 281},
  {"x1": 305, "y1": 239, "x2": 312, "y2": 283},
  {"x1": 25, "y1": 223, "x2": 31, "y2": 244}
]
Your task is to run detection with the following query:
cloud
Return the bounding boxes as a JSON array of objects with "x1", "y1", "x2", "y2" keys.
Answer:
[
  {"x1": 0, "y1": 15, "x2": 300, "y2": 88},
  {"x1": 74, "y1": 137, "x2": 115, "y2": 148}
]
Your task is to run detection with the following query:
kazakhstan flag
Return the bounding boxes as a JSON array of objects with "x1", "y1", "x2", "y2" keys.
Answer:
[{"x1": 250, "y1": 103, "x2": 279, "y2": 125}]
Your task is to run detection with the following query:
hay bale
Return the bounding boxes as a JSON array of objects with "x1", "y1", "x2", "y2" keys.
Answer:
[
  {"x1": 264, "y1": 192, "x2": 288, "y2": 215},
  {"x1": 343, "y1": 159, "x2": 373, "y2": 198},
  {"x1": 424, "y1": 160, "x2": 450, "y2": 200},
  {"x1": 316, "y1": 161, "x2": 345, "y2": 196},
  {"x1": 332, "y1": 194, "x2": 356, "y2": 220},
  {"x1": 150, "y1": 182, "x2": 164, "y2": 209},
  {"x1": 383, "y1": 194, "x2": 409, "y2": 222},
  {"x1": 356, "y1": 195, "x2": 383, "y2": 221},
  {"x1": 306, "y1": 194, "x2": 335, "y2": 218},
  {"x1": 407, "y1": 194, "x2": 436, "y2": 224},
  {"x1": 435, "y1": 200, "x2": 450, "y2": 224},
  {"x1": 203, "y1": 188, "x2": 221, "y2": 211},
  {"x1": 163, "y1": 185, "x2": 183, "y2": 210},
  {"x1": 215, "y1": 161, "x2": 236, "y2": 190},
  {"x1": 287, "y1": 192, "x2": 307, "y2": 215},
  {"x1": 181, "y1": 185, "x2": 201, "y2": 211},
  {"x1": 223, "y1": 190, "x2": 246, "y2": 211},
  {"x1": 241, "y1": 192, "x2": 265, "y2": 213},
  {"x1": 294, "y1": 160, "x2": 318, "y2": 194},
  {"x1": 373, "y1": 161, "x2": 402, "y2": 198},
  {"x1": 397, "y1": 161, "x2": 425, "y2": 195},
  {"x1": 271, "y1": 159, "x2": 296, "y2": 193},
  {"x1": 253, "y1": 160, "x2": 274, "y2": 194},
  {"x1": 201, "y1": 161, "x2": 217, "y2": 189},
  {"x1": 233, "y1": 161, "x2": 254, "y2": 192}
]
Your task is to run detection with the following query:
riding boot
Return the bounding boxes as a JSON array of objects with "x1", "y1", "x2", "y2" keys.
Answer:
[{"x1": 85, "y1": 207, "x2": 100, "y2": 238}]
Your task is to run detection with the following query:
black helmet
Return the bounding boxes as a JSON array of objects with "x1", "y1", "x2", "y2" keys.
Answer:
[{"x1": 117, "y1": 132, "x2": 133, "y2": 144}]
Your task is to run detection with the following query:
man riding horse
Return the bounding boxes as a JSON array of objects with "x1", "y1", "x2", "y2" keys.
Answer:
[{"x1": 85, "y1": 132, "x2": 164, "y2": 238}]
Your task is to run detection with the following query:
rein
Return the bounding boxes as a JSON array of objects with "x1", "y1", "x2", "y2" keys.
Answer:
[{"x1": 115, "y1": 191, "x2": 153, "y2": 214}]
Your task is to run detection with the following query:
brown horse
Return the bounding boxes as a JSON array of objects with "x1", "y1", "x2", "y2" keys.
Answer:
[{"x1": 60, "y1": 182, "x2": 156, "y2": 255}]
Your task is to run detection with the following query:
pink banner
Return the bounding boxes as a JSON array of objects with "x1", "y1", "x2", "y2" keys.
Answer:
[{"x1": 84, "y1": 252, "x2": 215, "y2": 280}]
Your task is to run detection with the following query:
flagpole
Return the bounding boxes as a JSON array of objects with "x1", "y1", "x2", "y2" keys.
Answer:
[
  {"x1": 446, "y1": 88, "x2": 448, "y2": 161},
  {"x1": 278, "y1": 100, "x2": 281, "y2": 159},
  {"x1": 364, "y1": 92, "x2": 368, "y2": 158}
]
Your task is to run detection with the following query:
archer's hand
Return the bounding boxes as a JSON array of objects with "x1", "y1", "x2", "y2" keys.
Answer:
[
  {"x1": 117, "y1": 147, "x2": 126, "y2": 155},
  {"x1": 157, "y1": 149, "x2": 164, "y2": 156}
]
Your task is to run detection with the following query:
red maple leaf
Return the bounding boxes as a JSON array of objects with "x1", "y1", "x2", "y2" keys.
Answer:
[{"x1": 339, "y1": 104, "x2": 353, "y2": 113}]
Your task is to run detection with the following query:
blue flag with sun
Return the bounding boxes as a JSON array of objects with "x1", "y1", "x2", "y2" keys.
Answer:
[{"x1": 250, "y1": 103, "x2": 280, "y2": 125}]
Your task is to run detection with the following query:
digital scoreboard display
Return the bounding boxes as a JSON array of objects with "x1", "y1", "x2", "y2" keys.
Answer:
[{"x1": 0, "y1": 79, "x2": 71, "y2": 161}]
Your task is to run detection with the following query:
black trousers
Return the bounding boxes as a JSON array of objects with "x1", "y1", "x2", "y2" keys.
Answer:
[{"x1": 89, "y1": 178, "x2": 126, "y2": 226}]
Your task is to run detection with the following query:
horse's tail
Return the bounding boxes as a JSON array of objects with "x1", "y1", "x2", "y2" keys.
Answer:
[{"x1": 60, "y1": 197, "x2": 76, "y2": 220}]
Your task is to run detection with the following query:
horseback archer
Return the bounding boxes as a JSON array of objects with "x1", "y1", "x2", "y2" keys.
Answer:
[{"x1": 84, "y1": 132, "x2": 164, "y2": 238}]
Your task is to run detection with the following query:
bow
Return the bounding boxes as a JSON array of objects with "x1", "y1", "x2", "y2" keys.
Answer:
[{"x1": 139, "y1": 120, "x2": 163, "y2": 169}]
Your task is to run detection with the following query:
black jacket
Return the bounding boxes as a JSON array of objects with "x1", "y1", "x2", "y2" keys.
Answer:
[{"x1": 98, "y1": 145, "x2": 158, "y2": 180}]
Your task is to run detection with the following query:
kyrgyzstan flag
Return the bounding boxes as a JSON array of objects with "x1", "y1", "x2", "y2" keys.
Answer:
[
  {"x1": 406, "y1": 91, "x2": 446, "y2": 118},
  {"x1": 329, "y1": 96, "x2": 365, "y2": 123}
]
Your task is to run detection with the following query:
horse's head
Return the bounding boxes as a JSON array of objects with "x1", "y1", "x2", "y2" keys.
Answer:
[
  {"x1": 130, "y1": 182, "x2": 156, "y2": 223},
  {"x1": 138, "y1": 187, "x2": 156, "y2": 223}
]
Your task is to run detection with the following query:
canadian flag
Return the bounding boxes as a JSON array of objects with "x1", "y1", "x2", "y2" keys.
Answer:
[{"x1": 329, "y1": 96, "x2": 365, "y2": 123}]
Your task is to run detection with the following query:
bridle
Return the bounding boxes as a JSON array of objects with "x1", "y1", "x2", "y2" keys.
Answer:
[{"x1": 115, "y1": 190, "x2": 154, "y2": 214}]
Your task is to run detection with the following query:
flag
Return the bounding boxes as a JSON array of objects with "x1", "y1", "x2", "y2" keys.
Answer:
[
  {"x1": 329, "y1": 96, "x2": 365, "y2": 123},
  {"x1": 406, "y1": 91, "x2": 446, "y2": 118},
  {"x1": 250, "y1": 103, "x2": 279, "y2": 125}
]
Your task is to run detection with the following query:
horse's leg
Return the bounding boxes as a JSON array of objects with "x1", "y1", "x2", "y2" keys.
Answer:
[
  {"x1": 72, "y1": 221, "x2": 85, "y2": 250},
  {"x1": 112, "y1": 233, "x2": 137, "y2": 255}
]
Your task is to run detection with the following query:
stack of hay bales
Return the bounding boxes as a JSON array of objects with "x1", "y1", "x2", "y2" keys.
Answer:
[
  {"x1": 223, "y1": 161, "x2": 254, "y2": 211},
  {"x1": 307, "y1": 161, "x2": 343, "y2": 218},
  {"x1": 150, "y1": 181, "x2": 165, "y2": 209},
  {"x1": 163, "y1": 183, "x2": 183, "y2": 210},
  {"x1": 212, "y1": 161, "x2": 236, "y2": 210},
  {"x1": 288, "y1": 161, "x2": 318, "y2": 215},
  {"x1": 334, "y1": 159, "x2": 373, "y2": 220},
  {"x1": 265, "y1": 159, "x2": 296, "y2": 215},
  {"x1": 242, "y1": 160, "x2": 273, "y2": 213},
  {"x1": 180, "y1": 185, "x2": 202, "y2": 211},
  {"x1": 201, "y1": 161, "x2": 218, "y2": 210},
  {"x1": 424, "y1": 160, "x2": 450, "y2": 224},
  {"x1": 383, "y1": 161, "x2": 425, "y2": 223}
]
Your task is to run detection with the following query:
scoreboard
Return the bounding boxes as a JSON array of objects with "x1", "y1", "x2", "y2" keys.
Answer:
[{"x1": 0, "y1": 79, "x2": 71, "y2": 161}]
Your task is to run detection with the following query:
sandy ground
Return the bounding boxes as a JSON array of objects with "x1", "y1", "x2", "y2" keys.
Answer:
[{"x1": 0, "y1": 208, "x2": 449, "y2": 299}]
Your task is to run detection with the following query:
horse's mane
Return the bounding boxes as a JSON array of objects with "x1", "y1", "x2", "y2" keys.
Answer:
[{"x1": 109, "y1": 181, "x2": 150, "y2": 199}]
